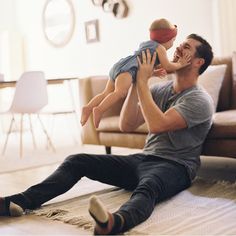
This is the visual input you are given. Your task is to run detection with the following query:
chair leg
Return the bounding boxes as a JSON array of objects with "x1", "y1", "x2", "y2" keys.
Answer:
[
  {"x1": 105, "y1": 146, "x2": 111, "y2": 154},
  {"x1": 37, "y1": 114, "x2": 56, "y2": 152},
  {"x1": 20, "y1": 114, "x2": 24, "y2": 158},
  {"x1": 1, "y1": 116, "x2": 15, "y2": 156},
  {"x1": 28, "y1": 114, "x2": 37, "y2": 149},
  {"x1": 50, "y1": 114, "x2": 55, "y2": 135}
]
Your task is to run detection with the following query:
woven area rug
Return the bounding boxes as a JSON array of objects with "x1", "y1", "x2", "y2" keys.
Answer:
[{"x1": 32, "y1": 178, "x2": 236, "y2": 235}]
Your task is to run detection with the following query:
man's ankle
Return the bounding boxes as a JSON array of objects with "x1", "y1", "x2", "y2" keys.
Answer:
[
  {"x1": 93, "y1": 212, "x2": 114, "y2": 235},
  {"x1": 0, "y1": 197, "x2": 24, "y2": 217},
  {"x1": 93, "y1": 213, "x2": 124, "y2": 235},
  {"x1": 88, "y1": 195, "x2": 124, "y2": 235}
]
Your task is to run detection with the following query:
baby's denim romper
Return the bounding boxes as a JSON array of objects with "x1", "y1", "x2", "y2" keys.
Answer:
[{"x1": 109, "y1": 40, "x2": 160, "y2": 82}]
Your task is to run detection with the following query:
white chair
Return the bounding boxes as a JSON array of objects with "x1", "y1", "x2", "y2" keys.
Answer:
[{"x1": 1, "y1": 71, "x2": 55, "y2": 157}]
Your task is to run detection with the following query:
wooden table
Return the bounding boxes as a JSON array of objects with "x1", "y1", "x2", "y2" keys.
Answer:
[
  {"x1": 0, "y1": 77, "x2": 80, "y2": 132},
  {"x1": 0, "y1": 77, "x2": 79, "y2": 108},
  {"x1": 0, "y1": 77, "x2": 79, "y2": 88}
]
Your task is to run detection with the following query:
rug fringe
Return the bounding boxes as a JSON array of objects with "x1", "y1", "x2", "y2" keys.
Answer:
[
  {"x1": 64, "y1": 216, "x2": 94, "y2": 230},
  {"x1": 216, "y1": 180, "x2": 236, "y2": 187},
  {"x1": 34, "y1": 209, "x2": 68, "y2": 218},
  {"x1": 34, "y1": 208, "x2": 94, "y2": 231}
]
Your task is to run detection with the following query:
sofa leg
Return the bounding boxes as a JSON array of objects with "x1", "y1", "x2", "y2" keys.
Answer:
[{"x1": 105, "y1": 146, "x2": 111, "y2": 154}]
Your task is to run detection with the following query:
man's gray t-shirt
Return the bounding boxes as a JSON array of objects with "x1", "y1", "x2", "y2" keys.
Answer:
[{"x1": 143, "y1": 80, "x2": 214, "y2": 180}]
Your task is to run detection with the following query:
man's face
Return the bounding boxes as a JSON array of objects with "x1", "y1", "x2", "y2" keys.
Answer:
[{"x1": 174, "y1": 38, "x2": 201, "y2": 62}]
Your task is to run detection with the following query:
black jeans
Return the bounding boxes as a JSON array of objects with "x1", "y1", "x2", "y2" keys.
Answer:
[{"x1": 7, "y1": 153, "x2": 191, "y2": 231}]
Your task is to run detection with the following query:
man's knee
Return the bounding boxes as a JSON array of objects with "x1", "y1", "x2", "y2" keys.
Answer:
[
  {"x1": 65, "y1": 153, "x2": 88, "y2": 162},
  {"x1": 62, "y1": 153, "x2": 92, "y2": 170},
  {"x1": 63, "y1": 154, "x2": 78, "y2": 167}
]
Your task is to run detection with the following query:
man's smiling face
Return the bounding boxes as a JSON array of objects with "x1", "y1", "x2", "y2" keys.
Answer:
[{"x1": 175, "y1": 38, "x2": 202, "y2": 61}]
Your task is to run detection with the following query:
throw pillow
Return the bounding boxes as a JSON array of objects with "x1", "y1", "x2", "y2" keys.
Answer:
[{"x1": 198, "y1": 64, "x2": 226, "y2": 111}]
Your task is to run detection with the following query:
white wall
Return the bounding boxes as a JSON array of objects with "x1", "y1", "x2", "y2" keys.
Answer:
[
  {"x1": 0, "y1": 0, "x2": 24, "y2": 80},
  {"x1": 13, "y1": 0, "x2": 218, "y2": 79},
  {"x1": 0, "y1": 0, "x2": 15, "y2": 31},
  {"x1": 217, "y1": 0, "x2": 236, "y2": 55}
]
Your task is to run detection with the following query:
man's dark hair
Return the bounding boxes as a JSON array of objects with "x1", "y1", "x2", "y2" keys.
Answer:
[{"x1": 187, "y1": 34, "x2": 214, "y2": 75}]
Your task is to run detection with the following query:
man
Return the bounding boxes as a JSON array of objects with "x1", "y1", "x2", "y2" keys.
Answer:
[{"x1": 0, "y1": 34, "x2": 214, "y2": 235}]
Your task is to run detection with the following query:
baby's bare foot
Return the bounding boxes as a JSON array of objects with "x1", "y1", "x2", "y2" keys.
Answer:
[
  {"x1": 93, "y1": 107, "x2": 103, "y2": 128},
  {"x1": 80, "y1": 106, "x2": 93, "y2": 126}
]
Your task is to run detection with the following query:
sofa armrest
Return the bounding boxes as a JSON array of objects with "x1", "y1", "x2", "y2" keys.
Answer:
[{"x1": 79, "y1": 75, "x2": 125, "y2": 145}]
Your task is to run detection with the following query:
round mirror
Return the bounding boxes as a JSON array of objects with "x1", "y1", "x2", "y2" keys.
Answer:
[{"x1": 42, "y1": 0, "x2": 75, "y2": 47}]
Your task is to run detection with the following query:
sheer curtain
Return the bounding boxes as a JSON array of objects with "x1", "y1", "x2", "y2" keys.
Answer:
[{"x1": 218, "y1": 0, "x2": 236, "y2": 56}]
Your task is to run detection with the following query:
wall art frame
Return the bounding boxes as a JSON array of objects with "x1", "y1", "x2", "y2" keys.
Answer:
[{"x1": 85, "y1": 19, "x2": 100, "y2": 43}]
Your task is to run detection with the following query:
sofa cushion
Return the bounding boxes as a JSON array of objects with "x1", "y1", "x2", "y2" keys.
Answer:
[
  {"x1": 99, "y1": 110, "x2": 236, "y2": 139},
  {"x1": 198, "y1": 65, "x2": 226, "y2": 111},
  {"x1": 99, "y1": 132, "x2": 146, "y2": 149},
  {"x1": 98, "y1": 116, "x2": 148, "y2": 133},
  {"x1": 207, "y1": 110, "x2": 236, "y2": 138}
]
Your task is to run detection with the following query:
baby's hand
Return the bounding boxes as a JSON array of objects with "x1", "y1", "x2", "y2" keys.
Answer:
[
  {"x1": 152, "y1": 68, "x2": 167, "y2": 77},
  {"x1": 178, "y1": 52, "x2": 191, "y2": 66}
]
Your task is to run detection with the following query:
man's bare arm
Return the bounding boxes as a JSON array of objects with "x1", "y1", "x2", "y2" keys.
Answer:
[
  {"x1": 136, "y1": 50, "x2": 187, "y2": 134},
  {"x1": 119, "y1": 83, "x2": 145, "y2": 132}
]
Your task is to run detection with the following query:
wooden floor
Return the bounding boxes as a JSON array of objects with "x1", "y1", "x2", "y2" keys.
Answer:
[
  {"x1": 1, "y1": 141, "x2": 236, "y2": 236},
  {"x1": 0, "y1": 140, "x2": 140, "y2": 236},
  {"x1": 1, "y1": 155, "x2": 236, "y2": 235},
  {"x1": 0, "y1": 164, "x2": 92, "y2": 235}
]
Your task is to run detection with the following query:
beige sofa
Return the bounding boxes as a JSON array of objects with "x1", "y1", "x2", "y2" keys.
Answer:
[{"x1": 79, "y1": 56, "x2": 236, "y2": 157}]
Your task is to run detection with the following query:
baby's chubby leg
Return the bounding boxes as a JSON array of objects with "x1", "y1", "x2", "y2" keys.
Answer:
[
  {"x1": 93, "y1": 72, "x2": 132, "y2": 128},
  {"x1": 80, "y1": 79, "x2": 115, "y2": 126},
  {"x1": 80, "y1": 106, "x2": 93, "y2": 126}
]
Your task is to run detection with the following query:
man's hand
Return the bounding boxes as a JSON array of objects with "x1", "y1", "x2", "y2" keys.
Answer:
[{"x1": 136, "y1": 49, "x2": 156, "y2": 83}]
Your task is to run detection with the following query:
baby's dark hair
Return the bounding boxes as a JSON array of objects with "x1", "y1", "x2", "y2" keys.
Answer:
[{"x1": 187, "y1": 34, "x2": 214, "y2": 75}]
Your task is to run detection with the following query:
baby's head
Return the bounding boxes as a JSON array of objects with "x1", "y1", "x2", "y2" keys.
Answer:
[{"x1": 149, "y1": 18, "x2": 177, "y2": 49}]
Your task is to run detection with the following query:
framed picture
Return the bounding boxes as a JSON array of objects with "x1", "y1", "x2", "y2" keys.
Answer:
[
  {"x1": 85, "y1": 19, "x2": 99, "y2": 43},
  {"x1": 91, "y1": 0, "x2": 103, "y2": 6}
]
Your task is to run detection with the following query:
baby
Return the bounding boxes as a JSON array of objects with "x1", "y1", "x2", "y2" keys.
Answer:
[{"x1": 81, "y1": 18, "x2": 191, "y2": 128}]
